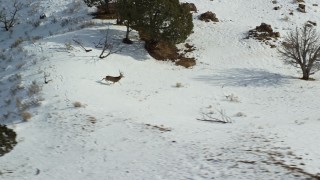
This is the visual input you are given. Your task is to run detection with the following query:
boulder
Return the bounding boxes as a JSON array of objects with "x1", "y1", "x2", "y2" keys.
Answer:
[
  {"x1": 199, "y1": 11, "x2": 219, "y2": 22},
  {"x1": 307, "y1": 20, "x2": 317, "y2": 26},
  {"x1": 255, "y1": 23, "x2": 274, "y2": 34},
  {"x1": 298, "y1": 4, "x2": 306, "y2": 13},
  {"x1": 182, "y1": 3, "x2": 197, "y2": 12}
]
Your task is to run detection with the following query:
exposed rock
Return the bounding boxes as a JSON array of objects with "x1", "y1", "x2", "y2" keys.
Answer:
[
  {"x1": 274, "y1": 32, "x2": 280, "y2": 38},
  {"x1": 273, "y1": 6, "x2": 281, "y2": 10},
  {"x1": 40, "y1": 13, "x2": 46, "y2": 19},
  {"x1": 184, "y1": 43, "x2": 196, "y2": 53},
  {"x1": 289, "y1": 10, "x2": 294, "y2": 15},
  {"x1": 298, "y1": 4, "x2": 306, "y2": 13},
  {"x1": 182, "y1": 3, "x2": 197, "y2": 12},
  {"x1": 255, "y1": 23, "x2": 273, "y2": 34},
  {"x1": 307, "y1": 20, "x2": 317, "y2": 26},
  {"x1": 270, "y1": 44, "x2": 277, "y2": 48},
  {"x1": 248, "y1": 23, "x2": 280, "y2": 48},
  {"x1": 199, "y1": 11, "x2": 219, "y2": 22}
]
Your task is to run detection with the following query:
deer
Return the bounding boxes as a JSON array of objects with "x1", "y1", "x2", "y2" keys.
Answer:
[{"x1": 102, "y1": 71, "x2": 124, "y2": 84}]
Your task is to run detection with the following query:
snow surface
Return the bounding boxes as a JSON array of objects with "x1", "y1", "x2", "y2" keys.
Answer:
[{"x1": 1, "y1": 0, "x2": 320, "y2": 179}]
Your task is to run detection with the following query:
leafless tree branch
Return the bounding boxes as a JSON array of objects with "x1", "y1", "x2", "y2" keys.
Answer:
[
  {"x1": 73, "y1": 39, "x2": 92, "y2": 52},
  {"x1": 278, "y1": 24, "x2": 320, "y2": 80},
  {"x1": 98, "y1": 29, "x2": 123, "y2": 59},
  {"x1": 0, "y1": 0, "x2": 22, "y2": 31}
]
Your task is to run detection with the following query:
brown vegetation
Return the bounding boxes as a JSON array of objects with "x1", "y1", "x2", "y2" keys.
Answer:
[
  {"x1": 21, "y1": 111, "x2": 32, "y2": 121},
  {"x1": 175, "y1": 57, "x2": 196, "y2": 68},
  {"x1": 145, "y1": 41, "x2": 179, "y2": 61},
  {"x1": 92, "y1": 3, "x2": 117, "y2": 19},
  {"x1": 144, "y1": 40, "x2": 196, "y2": 68}
]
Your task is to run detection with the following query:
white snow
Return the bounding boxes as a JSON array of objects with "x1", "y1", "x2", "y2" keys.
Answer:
[{"x1": 1, "y1": 0, "x2": 320, "y2": 179}]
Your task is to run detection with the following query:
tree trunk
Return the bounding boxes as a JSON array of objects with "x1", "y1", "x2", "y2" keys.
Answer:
[
  {"x1": 116, "y1": 16, "x2": 123, "y2": 25},
  {"x1": 126, "y1": 25, "x2": 130, "y2": 40},
  {"x1": 122, "y1": 25, "x2": 133, "y2": 44},
  {"x1": 104, "y1": 0, "x2": 109, "y2": 14},
  {"x1": 302, "y1": 69, "x2": 310, "y2": 80}
]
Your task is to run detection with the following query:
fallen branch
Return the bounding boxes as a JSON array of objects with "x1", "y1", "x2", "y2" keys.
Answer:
[
  {"x1": 72, "y1": 39, "x2": 92, "y2": 52},
  {"x1": 197, "y1": 109, "x2": 232, "y2": 123}
]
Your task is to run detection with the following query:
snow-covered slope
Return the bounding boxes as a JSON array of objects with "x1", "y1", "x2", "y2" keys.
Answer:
[{"x1": 1, "y1": 0, "x2": 320, "y2": 179}]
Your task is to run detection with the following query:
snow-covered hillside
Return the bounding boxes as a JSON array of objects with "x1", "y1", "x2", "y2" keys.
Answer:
[{"x1": 1, "y1": 0, "x2": 320, "y2": 179}]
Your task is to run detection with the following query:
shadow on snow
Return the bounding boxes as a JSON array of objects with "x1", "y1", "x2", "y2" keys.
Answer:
[
  {"x1": 42, "y1": 26, "x2": 149, "y2": 61},
  {"x1": 194, "y1": 68, "x2": 292, "y2": 87}
]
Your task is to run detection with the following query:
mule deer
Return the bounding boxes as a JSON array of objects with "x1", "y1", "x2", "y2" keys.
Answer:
[{"x1": 102, "y1": 71, "x2": 124, "y2": 84}]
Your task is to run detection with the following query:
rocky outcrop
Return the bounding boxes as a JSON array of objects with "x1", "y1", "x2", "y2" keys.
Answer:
[{"x1": 199, "y1": 11, "x2": 219, "y2": 22}]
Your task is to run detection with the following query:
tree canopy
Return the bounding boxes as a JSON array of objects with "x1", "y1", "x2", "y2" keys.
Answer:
[{"x1": 116, "y1": 0, "x2": 193, "y2": 44}]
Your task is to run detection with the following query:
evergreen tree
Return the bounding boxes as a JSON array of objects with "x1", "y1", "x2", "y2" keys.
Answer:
[
  {"x1": 83, "y1": 0, "x2": 102, "y2": 7},
  {"x1": 117, "y1": 0, "x2": 193, "y2": 44},
  {"x1": 116, "y1": 0, "x2": 142, "y2": 43},
  {"x1": 84, "y1": 0, "x2": 110, "y2": 13},
  {"x1": 161, "y1": 1, "x2": 193, "y2": 44}
]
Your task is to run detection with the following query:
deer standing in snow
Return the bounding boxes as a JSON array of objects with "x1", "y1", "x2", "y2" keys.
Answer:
[{"x1": 102, "y1": 71, "x2": 124, "y2": 84}]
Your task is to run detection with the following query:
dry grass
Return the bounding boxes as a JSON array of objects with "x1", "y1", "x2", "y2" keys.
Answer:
[
  {"x1": 197, "y1": 109, "x2": 233, "y2": 123},
  {"x1": 16, "y1": 98, "x2": 28, "y2": 111},
  {"x1": 175, "y1": 82, "x2": 183, "y2": 88},
  {"x1": 79, "y1": 21, "x2": 96, "y2": 29},
  {"x1": 11, "y1": 38, "x2": 25, "y2": 48},
  {"x1": 73, "y1": 101, "x2": 83, "y2": 108},
  {"x1": 28, "y1": 81, "x2": 41, "y2": 96},
  {"x1": 21, "y1": 111, "x2": 32, "y2": 121},
  {"x1": 65, "y1": 42, "x2": 74, "y2": 51},
  {"x1": 87, "y1": 116, "x2": 97, "y2": 124},
  {"x1": 225, "y1": 93, "x2": 240, "y2": 103}
]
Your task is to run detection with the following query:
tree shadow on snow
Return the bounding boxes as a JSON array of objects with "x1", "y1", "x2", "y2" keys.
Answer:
[
  {"x1": 195, "y1": 68, "x2": 292, "y2": 87},
  {"x1": 42, "y1": 27, "x2": 149, "y2": 61}
]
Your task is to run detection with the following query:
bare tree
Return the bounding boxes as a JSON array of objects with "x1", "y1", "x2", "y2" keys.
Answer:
[
  {"x1": 0, "y1": 0, "x2": 22, "y2": 31},
  {"x1": 278, "y1": 24, "x2": 320, "y2": 80},
  {"x1": 95, "y1": 29, "x2": 122, "y2": 59}
]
